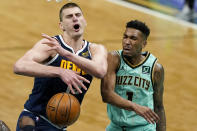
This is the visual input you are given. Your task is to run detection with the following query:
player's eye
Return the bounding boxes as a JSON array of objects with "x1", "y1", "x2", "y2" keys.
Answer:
[
  {"x1": 75, "y1": 13, "x2": 81, "y2": 17},
  {"x1": 66, "y1": 14, "x2": 73, "y2": 18},
  {"x1": 123, "y1": 35, "x2": 128, "y2": 39}
]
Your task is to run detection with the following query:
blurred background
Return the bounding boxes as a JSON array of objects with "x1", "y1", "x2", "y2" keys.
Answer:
[
  {"x1": 0, "y1": 0, "x2": 197, "y2": 130},
  {"x1": 126, "y1": 0, "x2": 197, "y2": 23}
]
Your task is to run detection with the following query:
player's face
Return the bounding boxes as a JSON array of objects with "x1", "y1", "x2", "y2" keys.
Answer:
[
  {"x1": 122, "y1": 28, "x2": 146, "y2": 58},
  {"x1": 60, "y1": 7, "x2": 87, "y2": 38}
]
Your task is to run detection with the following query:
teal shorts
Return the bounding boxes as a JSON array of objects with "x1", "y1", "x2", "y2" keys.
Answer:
[{"x1": 106, "y1": 122, "x2": 156, "y2": 131}]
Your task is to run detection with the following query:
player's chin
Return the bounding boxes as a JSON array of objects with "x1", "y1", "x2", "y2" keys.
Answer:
[
  {"x1": 123, "y1": 51, "x2": 135, "y2": 58},
  {"x1": 72, "y1": 31, "x2": 83, "y2": 38},
  {"x1": 123, "y1": 50, "x2": 132, "y2": 56}
]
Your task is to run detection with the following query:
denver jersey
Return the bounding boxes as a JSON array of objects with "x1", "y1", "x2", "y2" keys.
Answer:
[
  {"x1": 24, "y1": 35, "x2": 93, "y2": 118},
  {"x1": 107, "y1": 50, "x2": 157, "y2": 129}
]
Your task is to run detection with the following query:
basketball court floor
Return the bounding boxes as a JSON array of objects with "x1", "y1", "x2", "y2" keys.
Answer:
[{"x1": 0, "y1": 0, "x2": 197, "y2": 130}]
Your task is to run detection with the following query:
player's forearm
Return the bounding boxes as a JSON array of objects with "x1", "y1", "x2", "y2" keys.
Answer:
[
  {"x1": 14, "y1": 60, "x2": 60, "y2": 78},
  {"x1": 101, "y1": 88, "x2": 135, "y2": 111},
  {"x1": 155, "y1": 107, "x2": 166, "y2": 131},
  {"x1": 66, "y1": 52, "x2": 107, "y2": 78}
]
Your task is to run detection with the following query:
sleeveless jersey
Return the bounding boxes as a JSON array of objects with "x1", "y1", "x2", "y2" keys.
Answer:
[
  {"x1": 107, "y1": 50, "x2": 157, "y2": 128},
  {"x1": 24, "y1": 35, "x2": 93, "y2": 118}
]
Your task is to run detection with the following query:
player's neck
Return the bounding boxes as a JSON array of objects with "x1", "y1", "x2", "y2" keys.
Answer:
[
  {"x1": 62, "y1": 33, "x2": 84, "y2": 52},
  {"x1": 124, "y1": 54, "x2": 145, "y2": 65}
]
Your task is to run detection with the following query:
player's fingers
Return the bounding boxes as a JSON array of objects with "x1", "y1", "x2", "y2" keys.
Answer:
[
  {"x1": 77, "y1": 75, "x2": 90, "y2": 84},
  {"x1": 74, "y1": 78, "x2": 87, "y2": 90},
  {"x1": 154, "y1": 112, "x2": 160, "y2": 121},
  {"x1": 143, "y1": 114, "x2": 152, "y2": 124},
  {"x1": 78, "y1": 83, "x2": 87, "y2": 91},
  {"x1": 68, "y1": 84, "x2": 75, "y2": 94},
  {"x1": 41, "y1": 33, "x2": 54, "y2": 41},
  {"x1": 146, "y1": 113, "x2": 155, "y2": 124},
  {"x1": 141, "y1": 109, "x2": 156, "y2": 124},
  {"x1": 150, "y1": 111, "x2": 160, "y2": 123},
  {"x1": 72, "y1": 81, "x2": 82, "y2": 94},
  {"x1": 147, "y1": 110, "x2": 159, "y2": 124},
  {"x1": 42, "y1": 41, "x2": 57, "y2": 47},
  {"x1": 42, "y1": 33, "x2": 57, "y2": 44}
]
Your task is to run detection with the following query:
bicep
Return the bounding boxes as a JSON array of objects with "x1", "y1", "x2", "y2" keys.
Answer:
[
  {"x1": 101, "y1": 52, "x2": 119, "y2": 92},
  {"x1": 153, "y1": 63, "x2": 165, "y2": 108},
  {"x1": 101, "y1": 67, "x2": 116, "y2": 92},
  {"x1": 19, "y1": 39, "x2": 54, "y2": 64},
  {"x1": 90, "y1": 44, "x2": 107, "y2": 64}
]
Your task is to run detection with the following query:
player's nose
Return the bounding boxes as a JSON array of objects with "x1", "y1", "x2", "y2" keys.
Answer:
[
  {"x1": 124, "y1": 38, "x2": 131, "y2": 45},
  {"x1": 72, "y1": 15, "x2": 78, "y2": 22}
]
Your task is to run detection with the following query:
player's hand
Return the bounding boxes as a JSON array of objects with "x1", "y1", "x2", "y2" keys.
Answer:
[
  {"x1": 59, "y1": 68, "x2": 89, "y2": 94},
  {"x1": 41, "y1": 33, "x2": 70, "y2": 57},
  {"x1": 133, "y1": 103, "x2": 160, "y2": 124}
]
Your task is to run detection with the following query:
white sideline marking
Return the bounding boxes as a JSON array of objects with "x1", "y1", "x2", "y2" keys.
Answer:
[{"x1": 107, "y1": 0, "x2": 197, "y2": 30}]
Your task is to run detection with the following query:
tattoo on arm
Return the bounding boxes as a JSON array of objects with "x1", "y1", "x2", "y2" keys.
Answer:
[{"x1": 153, "y1": 63, "x2": 166, "y2": 131}]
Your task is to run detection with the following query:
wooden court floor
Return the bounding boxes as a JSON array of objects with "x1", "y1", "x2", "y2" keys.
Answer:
[{"x1": 0, "y1": 0, "x2": 197, "y2": 130}]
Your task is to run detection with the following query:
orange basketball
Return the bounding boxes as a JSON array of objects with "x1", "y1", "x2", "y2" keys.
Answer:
[{"x1": 46, "y1": 92, "x2": 80, "y2": 127}]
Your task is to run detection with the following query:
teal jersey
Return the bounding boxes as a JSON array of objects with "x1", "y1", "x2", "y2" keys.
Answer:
[{"x1": 107, "y1": 50, "x2": 157, "y2": 129}]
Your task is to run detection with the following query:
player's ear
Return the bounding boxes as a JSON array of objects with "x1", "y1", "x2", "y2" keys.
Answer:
[
  {"x1": 142, "y1": 40, "x2": 147, "y2": 48},
  {"x1": 59, "y1": 22, "x2": 65, "y2": 31},
  {"x1": 84, "y1": 18, "x2": 87, "y2": 27}
]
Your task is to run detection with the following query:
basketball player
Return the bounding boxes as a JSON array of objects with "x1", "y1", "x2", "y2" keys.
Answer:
[
  {"x1": 14, "y1": 3, "x2": 107, "y2": 131},
  {"x1": 101, "y1": 20, "x2": 166, "y2": 131}
]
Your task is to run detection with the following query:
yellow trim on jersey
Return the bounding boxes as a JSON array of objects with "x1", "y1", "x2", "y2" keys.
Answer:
[{"x1": 123, "y1": 52, "x2": 150, "y2": 68}]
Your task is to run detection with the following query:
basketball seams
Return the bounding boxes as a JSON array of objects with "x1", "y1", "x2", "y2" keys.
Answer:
[
  {"x1": 46, "y1": 92, "x2": 80, "y2": 127},
  {"x1": 67, "y1": 94, "x2": 72, "y2": 124},
  {"x1": 64, "y1": 93, "x2": 70, "y2": 125},
  {"x1": 55, "y1": 93, "x2": 64, "y2": 124},
  {"x1": 72, "y1": 97, "x2": 80, "y2": 122}
]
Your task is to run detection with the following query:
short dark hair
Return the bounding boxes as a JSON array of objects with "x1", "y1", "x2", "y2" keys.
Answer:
[
  {"x1": 126, "y1": 20, "x2": 150, "y2": 38},
  {"x1": 59, "y1": 2, "x2": 82, "y2": 21}
]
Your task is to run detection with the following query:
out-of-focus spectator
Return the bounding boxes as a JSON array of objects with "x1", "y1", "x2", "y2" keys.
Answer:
[{"x1": 177, "y1": 0, "x2": 195, "y2": 20}]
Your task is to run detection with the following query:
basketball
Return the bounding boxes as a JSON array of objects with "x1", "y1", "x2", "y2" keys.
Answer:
[{"x1": 46, "y1": 92, "x2": 80, "y2": 127}]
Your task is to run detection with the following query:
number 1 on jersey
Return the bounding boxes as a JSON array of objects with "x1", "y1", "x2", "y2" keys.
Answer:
[{"x1": 127, "y1": 92, "x2": 133, "y2": 101}]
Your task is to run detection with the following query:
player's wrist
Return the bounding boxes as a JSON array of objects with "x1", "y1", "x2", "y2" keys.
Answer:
[
  {"x1": 53, "y1": 67, "x2": 62, "y2": 78},
  {"x1": 129, "y1": 101, "x2": 137, "y2": 111}
]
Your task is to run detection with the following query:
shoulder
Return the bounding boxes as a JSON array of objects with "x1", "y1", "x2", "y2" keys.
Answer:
[
  {"x1": 89, "y1": 43, "x2": 106, "y2": 51},
  {"x1": 33, "y1": 38, "x2": 50, "y2": 48},
  {"x1": 89, "y1": 43, "x2": 107, "y2": 57},
  {"x1": 154, "y1": 62, "x2": 164, "y2": 74},
  {"x1": 108, "y1": 51, "x2": 120, "y2": 59},
  {"x1": 153, "y1": 61, "x2": 164, "y2": 84},
  {"x1": 32, "y1": 38, "x2": 57, "y2": 56},
  {"x1": 32, "y1": 38, "x2": 52, "y2": 52},
  {"x1": 108, "y1": 51, "x2": 121, "y2": 70}
]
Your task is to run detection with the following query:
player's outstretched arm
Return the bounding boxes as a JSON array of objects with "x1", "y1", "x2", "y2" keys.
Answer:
[
  {"x1": 41, "y1": 33, "x2": 108, "y2": 78},
  {"x1": 101, "y1": 51, "x2": 159, "y2": 124},
  {"x1": 13, "y1": 38, "x2": 89, "y2": 94},
  {"x1": 153, "y1": 62, "x2": 166, "y2": 131}
]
